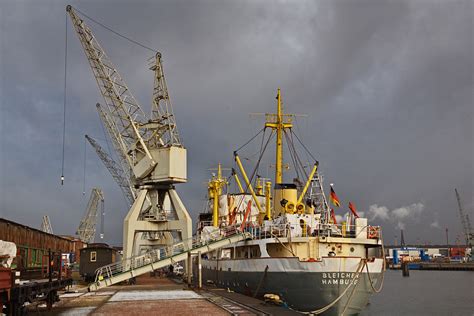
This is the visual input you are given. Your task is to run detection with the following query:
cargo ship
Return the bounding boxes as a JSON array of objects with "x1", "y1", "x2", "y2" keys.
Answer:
[{"x1": 197, "y1": 89, "x2": 385, "y2": 315}]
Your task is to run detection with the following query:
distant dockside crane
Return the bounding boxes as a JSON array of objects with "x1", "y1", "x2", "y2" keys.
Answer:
[
  {"x1": 76, "y1": 188, "x2": 104, "y2": 243},
  {"x1": 455, "y1": 188, "x2": 473, "y2": 260},
  {"x1": 41, "y1": 215, "x2": 53, "y2": 234}
]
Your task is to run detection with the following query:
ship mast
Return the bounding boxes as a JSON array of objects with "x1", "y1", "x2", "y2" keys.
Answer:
[{"x1": 265, "y1": 88, "x2": 293, "y2": 184}]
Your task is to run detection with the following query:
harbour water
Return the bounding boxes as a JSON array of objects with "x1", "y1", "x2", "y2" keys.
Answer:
[{"x1": 361, "y1": 270, "x2": 474, "y2": 315}]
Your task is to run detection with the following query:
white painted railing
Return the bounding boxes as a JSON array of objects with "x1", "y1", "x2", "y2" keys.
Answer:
[{"x1": 93, "y1": 224, "x2": 246, "y2": 284}]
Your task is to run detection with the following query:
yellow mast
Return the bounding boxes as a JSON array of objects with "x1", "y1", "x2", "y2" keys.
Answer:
[
  {"x1": 275, "y1": 89, "x2": 283, "y2": 184},
  {"x1": 265, "y1": 88, "x2": 293, "y2": 184},
  {"x1": 210, "y1": 163, "x2": 226, "y2": 227}
]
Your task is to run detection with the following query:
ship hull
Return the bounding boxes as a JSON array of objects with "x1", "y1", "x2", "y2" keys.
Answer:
[{"x1": 201, "y1": 256, "x2": 383, "y2": 315}]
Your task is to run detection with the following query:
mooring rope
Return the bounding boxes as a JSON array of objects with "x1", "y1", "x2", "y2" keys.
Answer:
[
  {"x1": 287, "y1": 258, "x2": 366, "y2": 315},
  {"x1": 366, "y1": 236, "x2": 386, "y2": 294}
]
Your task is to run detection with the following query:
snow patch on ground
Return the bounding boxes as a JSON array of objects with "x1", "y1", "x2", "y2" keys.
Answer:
[
  {"x1": 83, "y1": 291, "x2": 116, "y2": 296},
  {"x1": 109, "y1": 290, "x2": 202, "y2": 301},
  {"x1": 59, "y1": 293, "x2": 84, "y2": 298},
  {"x1": 57, "y1": 307, "x2": 96, "y2": 315}
]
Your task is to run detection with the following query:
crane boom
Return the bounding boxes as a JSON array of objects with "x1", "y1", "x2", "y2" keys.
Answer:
[
  {"x1": 149, "y1": 53, "x2": 181, "y2": 146},
  {"x1": 85, "y1": 135, "x2": 135, "y2": 205},
  {"x1": 66, "y1": 5, "x2": 155, "y2": 176},
  {"x1": 77, "y1": 188, "x2": 104, "y2": 243}
]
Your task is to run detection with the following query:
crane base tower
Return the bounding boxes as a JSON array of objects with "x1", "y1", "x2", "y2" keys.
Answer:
[{"x1": 123, "y1": 186, "x2": 192, "y2": 260}]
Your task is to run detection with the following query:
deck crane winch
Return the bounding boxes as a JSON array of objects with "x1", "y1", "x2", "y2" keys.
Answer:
[
  {"x1": 77, "y1": 188, "x2": 104, "y2": 243},
  {"x1": 66, "y1": 5, "x2": 191, "y2": 260}
]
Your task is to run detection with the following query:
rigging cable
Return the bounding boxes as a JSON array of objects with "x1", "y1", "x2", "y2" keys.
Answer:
[
  {"x1": 284, "y1": 130, "x2": 309, "y2": 182},
  {"x1": 289, "y1": 130, "x2": 311, "y2": 180},
  {"x1": 283, "y1": 130, "x2": 301, "y2": 180},
  {"x1": 82, "y1": 136, "x2": 87, "y2": 195},
  {"x1": 294, "y1": 116, "x2": 312, "y2": 168},
  {"x1": 60, "y1": 14, "x2": 68, "y2": 185},
  {"x1": 74, "y1": 7, "x2": 158, "y2": 53},
  {"x1": 235, "y1": 128, "x2": 265, "y2": 153},
  {"x1": 256, "y1": 127, "x2": 267, "y2": 176},
  {"x1": 292, "y1": 129, "x2": 319, "y2": 163}
]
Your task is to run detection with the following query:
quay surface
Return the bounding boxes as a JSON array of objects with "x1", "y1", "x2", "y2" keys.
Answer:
[{"x1": 29, "y1": 274, "x2": 298, "y2": 315}]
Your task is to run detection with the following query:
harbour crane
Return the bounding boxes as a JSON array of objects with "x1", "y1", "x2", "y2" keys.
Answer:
[
  {"x1": 454, "y1": 188, "x2": 473, "y2": 249},
  {"x1": 77, "y1": 188, "x2": 104, "y2": 243},
  {"x1": 41, "y1": 215, "x2": 53, "y2": 234},
  {"x1": 66, "y1": 5, "x2": 191, "y2": 260}
]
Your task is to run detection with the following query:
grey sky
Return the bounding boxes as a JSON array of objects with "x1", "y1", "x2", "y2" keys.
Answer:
[{"x1": 0, "y1": 0, "x2": 472, "y2": 246}]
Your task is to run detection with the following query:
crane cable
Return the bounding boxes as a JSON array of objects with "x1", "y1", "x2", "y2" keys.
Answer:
[
  {"x1": 73, "y1": 7, "x2": 158, "y2": 53},
  {"x1": 60, "y1": 14, "x2": 68, "y2": 185},
  {"x1": 82, "y1": 136, "x2": 87, "y2": 195}
]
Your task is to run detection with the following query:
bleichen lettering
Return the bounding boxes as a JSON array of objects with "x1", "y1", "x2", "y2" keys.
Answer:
[{"x1": 321, "y1": 272, "x2": 359, "y2": 286}]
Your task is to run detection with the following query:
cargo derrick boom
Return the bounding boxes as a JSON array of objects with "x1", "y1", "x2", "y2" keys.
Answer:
[{"x1": 66, "y1": 5, "x2": 191, "y2": 260}]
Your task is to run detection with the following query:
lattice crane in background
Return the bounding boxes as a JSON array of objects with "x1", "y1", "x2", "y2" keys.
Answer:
[
  {"x1": 67, "y1": 5, "x2": 191, "y2": 260},
  {"x1": 85, "y1": 134, "x2": 135, "y2": 206},
  {"x1": 41, "y1": 215, "x2": 54, "y2": 234},
  {"x1": 77, "y1": 188, "x2": 104, "y2": 243},
  {"x1": 455, "y1": 188, "x2": 473, "y2": 249}
]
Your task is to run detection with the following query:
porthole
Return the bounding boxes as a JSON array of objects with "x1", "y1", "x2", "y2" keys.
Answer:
[{"x1": 350, "y1": 247, "x2": 355, "y2": 252}]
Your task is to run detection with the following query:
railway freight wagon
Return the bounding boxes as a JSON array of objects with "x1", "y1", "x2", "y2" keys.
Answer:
[
  {"x1": 80, "y1": 243, "x2": 118, "y2": 281},
  {"x1": 0, "y1": 218, "x2": 81, "y2": 279}
]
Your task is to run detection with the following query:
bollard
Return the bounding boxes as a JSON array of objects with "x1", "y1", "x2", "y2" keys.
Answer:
[{"x1": 402, "y1": 262, "x2": 410, "y2": 277}]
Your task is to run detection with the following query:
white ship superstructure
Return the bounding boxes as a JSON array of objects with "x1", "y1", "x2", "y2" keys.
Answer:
[{"x1": 198, "y1": 89, "x2": 385, "y2": 315}]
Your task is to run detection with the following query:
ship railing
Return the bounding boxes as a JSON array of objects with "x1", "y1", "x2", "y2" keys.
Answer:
[
  {"x1": 93, "y1": 223, "x2": 248, "y2": 283},
  {"x1": 241, "y1": 221, "x2": 290, "y2": 240},
  {"x1": 318, "y1": 223, "x2": 382, "y2": 240}
]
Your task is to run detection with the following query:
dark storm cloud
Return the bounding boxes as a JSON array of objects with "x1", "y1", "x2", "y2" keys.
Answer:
[{"x1": 0, "y1": 0, "x2": 472, "y2": 245}]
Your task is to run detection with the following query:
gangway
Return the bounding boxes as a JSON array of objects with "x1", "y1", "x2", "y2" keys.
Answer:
[{"x1": 89, "y1": 227, "x2": 251, "y2": 291}]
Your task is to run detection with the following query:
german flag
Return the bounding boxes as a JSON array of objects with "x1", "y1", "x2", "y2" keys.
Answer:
[
  {"x1": 330, "y1": 187, "x2": 341, "y2": 207},
  {"x1": 348, "y1": 202, "x2": 360, "y2": 218},
  {"x1": 330, "y1": 208, "x2": 337, "y2": 224}
]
